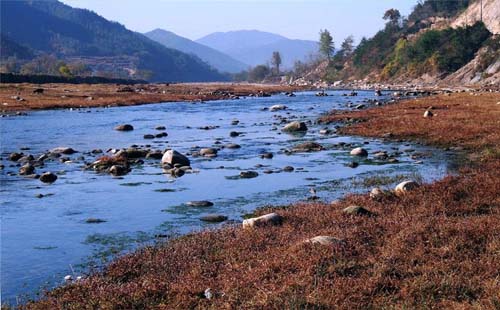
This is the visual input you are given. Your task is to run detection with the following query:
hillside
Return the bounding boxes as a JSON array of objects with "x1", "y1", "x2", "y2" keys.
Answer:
[
  {"x1": 197, "y1": 30, "x2": 318, "y2": 68},
  {"x1": 0, "y1": 0, "x2": 226, "y2": 82},
  {"x1": 144, "y1": 29, "x2": 248, "y2": 73},
  {"x1": 297, "y1": 0, "x2": 499, "y2": 88}
]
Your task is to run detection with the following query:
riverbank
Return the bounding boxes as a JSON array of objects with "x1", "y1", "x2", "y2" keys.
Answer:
[
  {"x1": 0, "y1": 83, "x2": 304, "y2": 112},
  {"x1": 22, "y1": 92, "x2": 500, "y2": 309}
]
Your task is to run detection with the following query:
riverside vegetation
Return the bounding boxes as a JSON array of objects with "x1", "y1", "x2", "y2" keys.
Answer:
[{"x1": 21, "y1": 91, "x2": 500, "y2": 309}]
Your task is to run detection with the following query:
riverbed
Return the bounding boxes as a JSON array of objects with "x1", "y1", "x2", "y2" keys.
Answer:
[{"x1": 0, "y1": 90, "x2": 457, "y2": 303}]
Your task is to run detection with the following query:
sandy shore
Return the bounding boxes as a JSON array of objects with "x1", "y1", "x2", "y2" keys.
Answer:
[{"x1": 0, "y1": 83, "x2": 305, "y2": 112}]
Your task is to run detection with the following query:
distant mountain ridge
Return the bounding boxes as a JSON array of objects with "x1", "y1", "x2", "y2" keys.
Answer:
[
  {"x1": 0, "y1": 0, "x2": 226, "y2": 82},
  {"x1": 144, "y1": 29, "x2": 248, "y2": 73},
  {"x1": 196, "y1": 30, "x2": 318, "y2": 68}
]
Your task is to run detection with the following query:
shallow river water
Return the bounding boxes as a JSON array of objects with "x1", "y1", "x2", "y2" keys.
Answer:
[{"x1": 1, "y1": 90, "x2": 457, "y2": 303}]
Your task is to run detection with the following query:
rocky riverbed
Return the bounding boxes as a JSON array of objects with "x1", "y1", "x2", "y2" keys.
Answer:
[{"x1": 0, "y1": 90, "x2": 457, "y2": 304}]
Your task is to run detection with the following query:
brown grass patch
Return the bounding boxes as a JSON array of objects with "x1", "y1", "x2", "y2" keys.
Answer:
[{"x1": 0, "y1": 83, "x2": 304, "y2": 112}]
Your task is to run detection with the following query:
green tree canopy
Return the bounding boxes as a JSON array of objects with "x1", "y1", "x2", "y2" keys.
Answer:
[{"x1": 319, "y1": 29, "x2": 334, "y2": 61}]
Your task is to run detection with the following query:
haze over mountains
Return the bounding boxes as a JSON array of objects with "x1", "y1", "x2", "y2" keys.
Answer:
[
  {"x1": 197, "y1": 30, "x2": 319, "y2": 68},
  {"x1": 144, "y1": 29, "x2": 248, "y2": 73}
]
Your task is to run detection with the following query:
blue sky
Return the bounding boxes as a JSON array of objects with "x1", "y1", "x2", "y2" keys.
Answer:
[{"x1": 61, "y1": 0, "x2": 419, "y2": 43}]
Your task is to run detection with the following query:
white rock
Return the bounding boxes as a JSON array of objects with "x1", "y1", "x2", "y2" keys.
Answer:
[
  {"x1": 242, "y1": 213, "x2": 283, "y2": 228},
  {"x1": 304, "y1": 236, "x2": 344, "y2": 246},
  {"x1": 350, "y1": 147, "x2": 368, "y2": 157},
  {"x1": 64, "y1": 275, "x2": 73, "y2": 282},
  {"x1": 395, "y1": 180, "x2": 420, "y2": 195},
  {"x1": 269, "y1": 104, "x2": 287, "y2": 112}
]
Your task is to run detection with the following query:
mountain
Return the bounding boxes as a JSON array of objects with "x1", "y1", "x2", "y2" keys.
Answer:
[
  {"x1": 144, "y1": 29, "x2": 248, "y2": 73},
  {"x1": 0, "y1": 0, "x2": 226, "y2": 82},
  {"x1": 196, "y1": 30, "x2": 318, "y2": 68}
]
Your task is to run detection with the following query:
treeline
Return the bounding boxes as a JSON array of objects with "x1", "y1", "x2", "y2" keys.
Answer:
[{"x1": 0, "y1": 73, "x2": 146, "y2": 85}]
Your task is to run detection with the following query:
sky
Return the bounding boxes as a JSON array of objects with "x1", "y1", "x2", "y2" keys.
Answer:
[{"x1": 61, "y1": 0, "x2": 419, "y2": 43}]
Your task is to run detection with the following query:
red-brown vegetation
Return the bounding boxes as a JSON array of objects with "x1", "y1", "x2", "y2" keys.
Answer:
[
  {"x1": 0, "y1": 83, "x2": 304, "y2": 112},
  {"x1": 23, "y1": 92, "x2": 500, "y2": 309}
]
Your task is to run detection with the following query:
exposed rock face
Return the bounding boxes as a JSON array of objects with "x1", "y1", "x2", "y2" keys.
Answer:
[
  {"x1": 242, "y1": 213, "x2": 283, "y2": 228},
  {"x1": 161, "y1": 150, "x2": 190, "y2": 167},
  {"x1": 451, "y1": 0, "x2": 500, "y2": 35}
]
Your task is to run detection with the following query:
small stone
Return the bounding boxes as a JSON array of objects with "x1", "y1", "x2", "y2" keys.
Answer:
[
  {"x1": 114, "y1": 124, "x2": 134, "y2": 131},
  {"x1": 350, "y1": 147, "x2": 368, "y2": 157},
  {"x1": 186, "y1": 201, "x2": 214, "y2": 207},
  {"x1": 395, "y1": 180, "x2": 420, "y2": 195},
  {"x1": 304, "y1": 236, "x2": 345, "y2": 246},
  {"x1": 143, "y1": 134, "x2": 155, "y2": 139},
  {"x1": 200, "y1": 214, "x2": 227, "y2": 222},
  {"x1": 343, "y1": 205, "x2": 372, "y2": 216},
  {"x1": 40, "y1": 172, "x2": 57, "y2": 183},
  {"x1": 240, "y1": 171, "x2": 258, "y2": 179},
  {"x1": 283, "y1": 166, "x2": 294, "y2": 172}
]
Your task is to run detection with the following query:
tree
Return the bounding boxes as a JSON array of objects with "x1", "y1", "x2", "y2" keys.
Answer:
[
  {"x1": 271, "y1": 51, "x2": 282, "y2": 75},
  {"x1": 340, "y1": 35, "x2": 355, "y2": 57},
  {"x1": 319, "y1": 29, "x2": 334, "y2": 61},
  {"x1": 248, "y1": 65, "x2": 270, "y2": 82},
  {"x1": 383, "y1": 9, "x2": 401, "y2": 27}
]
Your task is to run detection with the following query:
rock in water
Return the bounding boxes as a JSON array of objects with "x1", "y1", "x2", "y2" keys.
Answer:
[
  {"x1": 161, "y1": 150, "x2": 190, "y2": 167},
  {"x1": 186, "y1": 201, "x2": 214, "y2": 207},
  {"x1": 109, "y1": 165, "x2": 128, "y2": 176},
  {"x1": 240, "y1": 171, "x2": 259, "y2": 179},
  {"x1": 40, "y1": 172, "x2": 57, "y2": 183},
  {"x1": 269, "y1": 104, "x2": 287, "y2": 112},
  {"x1": 243, "y1": 213, "x2": 283, "y2": 228},
  {"x1": 200, "y1": 214, "x2": 228, "y2": 222},
  {"x1": 50, "y1": 147, "x2": 77, "y2": 155},
  {"x1": 282, "y1": 121, "x2": 308, "y2": 133},
  {"x1": 395, "y1": 180, "x2": 420, "y2": 195},
  {"x1": 350, "y1": 147, "x2": 368, "y2": 157},
  {"x1": 114, "y1": 124, "x2": 134, "y2": 131},
  {"x1": 19, "y1": 164, "x2": 35, "y2": 175}
]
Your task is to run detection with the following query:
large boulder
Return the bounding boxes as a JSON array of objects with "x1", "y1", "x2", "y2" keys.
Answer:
[
  {"x1": 282, "y1": 121, "x2": 308, "y2": 133},
  {"x1": 243, "y1": 213, "x2": 283, "y2": 228},
  {"x1": 161, "y1": 150, "x2": 190, "y2": 167},
  {"x1": 395, "y1": 180, "x2": 420, "y2": 195}
]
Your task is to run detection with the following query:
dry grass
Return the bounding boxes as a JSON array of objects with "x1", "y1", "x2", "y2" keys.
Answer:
[
  {"x1": 21, "y1": 92, "x2": 500, "y2": 309},
  {"x1": 320, "y1": 92, "x2": 500, "y2": 161},
  {"x1": 0, "y1": 83, "x2": 303, "y2": 112}
]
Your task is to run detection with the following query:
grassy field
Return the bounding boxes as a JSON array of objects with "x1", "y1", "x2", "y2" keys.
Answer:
[{"x1": 19, "y1": 92, "x2": 500, "y2": 310}]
